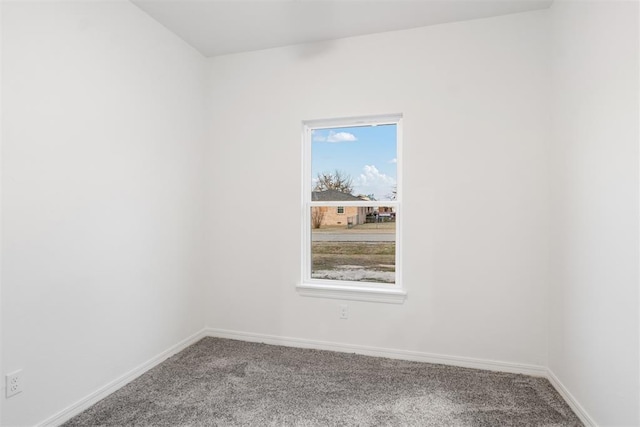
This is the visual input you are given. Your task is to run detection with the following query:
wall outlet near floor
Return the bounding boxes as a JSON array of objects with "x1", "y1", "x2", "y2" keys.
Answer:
[
  {"x1": 340, "y1": 304, "x2": 349, "y2": 319},
  {"x1": 6, "y1": 370, "x2": 23, "y2": 398}
]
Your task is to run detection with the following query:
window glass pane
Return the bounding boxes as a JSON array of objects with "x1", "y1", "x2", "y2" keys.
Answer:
[
  {"x1": 311, "y1": 124, "x2": 397, "y2": 202},
  {"x1": 311, "y1": 205, "x2": 396, "y2": 284}
]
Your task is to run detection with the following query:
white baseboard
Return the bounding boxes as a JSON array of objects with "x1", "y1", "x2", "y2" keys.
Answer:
[
  {"x1": 37, "y1": 329, "x2": 208, "y2": 427},
  {"x1": 205, "y1": 327, "x2": 548, "y2": 377},
  {"x1": 547, "y1": 369, "x2": 597, "y2": 427}
]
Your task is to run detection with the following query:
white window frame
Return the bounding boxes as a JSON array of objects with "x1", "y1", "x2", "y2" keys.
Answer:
[{"x1": 297, "y1": 114, "x2": 406, "y2": 304}]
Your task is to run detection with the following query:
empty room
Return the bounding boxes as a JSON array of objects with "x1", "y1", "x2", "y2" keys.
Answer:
[{"x1": 1, "y1": 0, "x2": 638, "y2": 426}]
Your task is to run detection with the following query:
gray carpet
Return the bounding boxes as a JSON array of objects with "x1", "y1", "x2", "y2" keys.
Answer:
[{"x1": 65, "y1": 337, "x2": 582, "y2": 426}]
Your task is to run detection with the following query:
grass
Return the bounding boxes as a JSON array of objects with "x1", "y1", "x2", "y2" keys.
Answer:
[{"x1": 311, "y1": 242, "x2": 395, "y2": 272}]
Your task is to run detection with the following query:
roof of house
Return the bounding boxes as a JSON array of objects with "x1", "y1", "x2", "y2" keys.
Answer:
[{"x1": 311, "y1": 189, "x2": 364, "y2": 202}]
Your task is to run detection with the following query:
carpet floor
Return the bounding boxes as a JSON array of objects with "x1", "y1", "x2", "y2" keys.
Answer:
[{"x1": 64, "y1": 337, "x2": 582, "y2": 426}]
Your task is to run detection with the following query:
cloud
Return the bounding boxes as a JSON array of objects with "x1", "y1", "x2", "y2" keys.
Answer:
[
  {"x1": 389, "y1": 158, "x2": 397, "y2": 164},
  {"x1": 327, "y1": 131, "x2": 357, "y2": 142},
  {"x1": 354, "y1": 165, "x2": 396, "y2": 200},
  {"x1": 313, "y1": 130, "x2": 357, "y2": 143},
  {"x1": 358, "y1": 165, "x2": 395, "y2": 186}
]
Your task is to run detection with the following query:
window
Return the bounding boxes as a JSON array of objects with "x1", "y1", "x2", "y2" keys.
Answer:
[{"x1": 298, "y1": 114, "x2": 406, "y2": 303}]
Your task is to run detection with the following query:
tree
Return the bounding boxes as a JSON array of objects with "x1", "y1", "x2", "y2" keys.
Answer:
[
  {"x1": 311, "y1": 207, "x2": 326, "y2": 229},
  {"x1": 313, "y1": 169, "x2": 354, "y2": 194},
  {"x1": 388, "y1": 185, "x2": 397, "y2": 201}
]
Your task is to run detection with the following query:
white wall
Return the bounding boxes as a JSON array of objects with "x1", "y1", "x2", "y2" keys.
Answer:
[
  {"x1": 206, "y1": 11, "x2": 550, "y2": 368},
  {"x1": 548, "y1": 1, "x2": 640, "y2": 425},
  {"x1": 1, "y1": 2, "x2": 208, "y2": 425}
]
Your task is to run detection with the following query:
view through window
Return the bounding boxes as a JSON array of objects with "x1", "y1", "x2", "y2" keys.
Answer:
[{"x1": 304, "y1": 116, "x2": 400, "y2": 286}]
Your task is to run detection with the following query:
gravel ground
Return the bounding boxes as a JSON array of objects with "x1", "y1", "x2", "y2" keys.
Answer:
[{"x1": 312, "y1": 266, "x2": 395, "y2": 283}]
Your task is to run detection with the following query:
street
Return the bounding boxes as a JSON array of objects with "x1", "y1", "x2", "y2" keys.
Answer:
[{"x1": 311, "y1": 232, "x2": 395, "y2": 242}]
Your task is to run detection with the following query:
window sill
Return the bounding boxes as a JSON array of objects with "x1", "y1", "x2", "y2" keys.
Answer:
[{"x1": 296, "y1": 283, "x2": 407, "y2": 304}]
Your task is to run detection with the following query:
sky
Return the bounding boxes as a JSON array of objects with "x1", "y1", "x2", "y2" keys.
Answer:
[{"x1": 311, "y1": 124, "x2": 397, "y2": 201}]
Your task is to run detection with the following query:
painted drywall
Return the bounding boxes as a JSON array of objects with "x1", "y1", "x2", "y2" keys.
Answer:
[
  {"x1": 1, "y1": 2, "x2": 208, "y2": 425},
  {"x1": 205, "y1": 11, "x2": 550, "y2": 368},
  {"x1": 548, "y1": 1, "x2": 640, "y2": 425}
]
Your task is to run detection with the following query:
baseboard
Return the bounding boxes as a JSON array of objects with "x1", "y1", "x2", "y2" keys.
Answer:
[
  {"x1": 205, "y1": 327, "x2": 548, "y2": 377},
  {"x1": 37, "y1": 329, "x2": 208, "y2": 427},
  {"x1": 547, "y1": 369, "x2": 597, "y2": 427}
]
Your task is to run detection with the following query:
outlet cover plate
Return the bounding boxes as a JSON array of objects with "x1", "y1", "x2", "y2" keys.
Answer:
[{"x1": 6, "y1": 370, "x2": 23, "y2": 398}]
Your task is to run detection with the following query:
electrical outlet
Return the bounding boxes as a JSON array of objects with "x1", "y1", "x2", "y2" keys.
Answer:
[
  {"x1": 6, "y1": 370, "x2": 23, "y2": 398},
  {"x1": 340, "y1": 304, "x2": 349, "y2": 319}
]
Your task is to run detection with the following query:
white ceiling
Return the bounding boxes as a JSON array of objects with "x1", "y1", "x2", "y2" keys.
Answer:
[{"x1": 132, "y1": 0, "x2": 552, "y2": 57}]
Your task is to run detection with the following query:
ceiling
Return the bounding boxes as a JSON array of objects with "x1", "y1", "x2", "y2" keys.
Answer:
[{"x1": 132, "y1": 0, "x2": 553, "y2": 57}]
